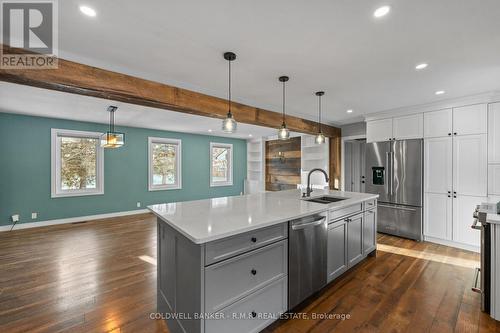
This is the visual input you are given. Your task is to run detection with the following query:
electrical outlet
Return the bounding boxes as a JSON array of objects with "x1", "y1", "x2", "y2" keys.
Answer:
[
  {"x1": 136, "y1": 202, "x2": 141, "y2": 208},
  {"x1": 31, "y1": 212, "x2": 38, "y2": 219},
  {"x1": 11, "y1": 214, "x2": 19, "y2": 222}
]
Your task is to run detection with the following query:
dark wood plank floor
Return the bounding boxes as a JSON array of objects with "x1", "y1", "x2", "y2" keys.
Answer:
[{"x1": 0, "y1": 214, "x2": 498, "y2": 332}]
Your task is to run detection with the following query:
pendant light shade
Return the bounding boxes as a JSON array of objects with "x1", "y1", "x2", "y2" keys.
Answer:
[
  {"x1": 315, "y1": 91, "x2": 325, "y2": 145},
  {"x1": 100, "y1": 106, "x2": 124, "y2": 148},
  {"x1": 277, "y1": 76, "x2": 290, "y2": 140},
  {"x1": 222, "y1": 52, "x2": 237, "y2": 133}
]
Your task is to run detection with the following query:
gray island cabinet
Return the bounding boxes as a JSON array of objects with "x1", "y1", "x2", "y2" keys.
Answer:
[{"x1": 149, "y1": 190, "x2": 378, "y2": 333}]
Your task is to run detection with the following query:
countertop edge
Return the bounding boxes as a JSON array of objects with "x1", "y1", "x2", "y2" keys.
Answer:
[{"x1": 148, "y1": 192, "x2": 378, "y2": 245}]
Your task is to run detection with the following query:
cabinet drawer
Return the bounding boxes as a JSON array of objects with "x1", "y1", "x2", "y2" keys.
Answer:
[
  {"x1": 205, "y1": 240, "x2": 287, "y2": 313},
  {"x1": 364, "y1": 199, "x2": 377, "y2": 210},
  {"x1": 330, "y1": 203, "x2": 362, "y2": 221},
  {"x1": 205, "y1": 277, "x2": 287, "y2": 333},
  {"x1": 205, "y1": 223, "x2": 287, "y2": 265}
]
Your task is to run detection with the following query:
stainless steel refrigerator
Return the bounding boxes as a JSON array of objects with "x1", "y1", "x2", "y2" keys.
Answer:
[{"x1": 365, "y1": 139, "x2": 423, "y2": 241}]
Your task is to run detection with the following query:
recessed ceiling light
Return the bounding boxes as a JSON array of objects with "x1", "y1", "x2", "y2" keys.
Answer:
[
  {"x1": 248, "y1": 134, "x2": 253, "y2": 137},
  {"x1": 415, "y1": 63, "x2": 428, "y2": 70},
  {"x1": 79, "y1": 5, "x2": 96, "y2": 17},
  {"x1": 374, "y1": 5, "x2": 391, "y2": 18},
  {"x1": 435, "y1": 90, "x2": 445, "y2": 95},
  {"x1": 346, "y1": 109, "x2": 353, "y2": 113},
  {"x1": 208, "y1": 129, "x2": 213, "y2": 132}
]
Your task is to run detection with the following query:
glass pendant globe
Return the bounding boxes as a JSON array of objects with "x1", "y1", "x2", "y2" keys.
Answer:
[
  {"x1": 278, "y1": 124, "x2": 290, "y2": 140},
  {"x1": 315, "y1": 133, "x2": 325, "y2": 144},
  {"x1": 222, "y1": 115, "x2": 237, "y2": 133}
]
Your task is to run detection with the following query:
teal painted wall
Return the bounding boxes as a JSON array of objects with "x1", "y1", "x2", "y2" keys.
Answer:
[{"x1": 0, "y1": 112, "x2": 247, "y2": 226}]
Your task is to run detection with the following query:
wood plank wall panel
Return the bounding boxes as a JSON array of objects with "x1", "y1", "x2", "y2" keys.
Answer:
[
  {"x1": 265, "y1": 137, "x2": 301, "y2": 191},
  {"x1": 329, "y1": 136, "x2": 341, "y2": 190}
]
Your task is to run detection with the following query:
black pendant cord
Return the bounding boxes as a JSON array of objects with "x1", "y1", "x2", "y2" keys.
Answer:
[
  {"x1": 282, "y1": 80, "x2": 286, "y2": 125},
  {"x1": 318, "y1": 95, "x2": 322, "y2": 133},
  {"x1": 109, "y1": 109, "x2": 114, "y2": 133},
  {"x1": 228, "y1": 59, "x2": 232, "y2": 117}
]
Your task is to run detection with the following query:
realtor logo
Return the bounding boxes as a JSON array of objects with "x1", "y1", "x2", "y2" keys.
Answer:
[{"x1": 1, "y1": 0, "x2": 58, "y2": 69}]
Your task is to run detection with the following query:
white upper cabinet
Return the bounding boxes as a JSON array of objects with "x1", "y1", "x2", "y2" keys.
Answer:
[
  {"x1": 366, "y1": 118, "x2": 393, "y2": 143},
  {"x1": 424, "y1": 137, "x2": 453, "y2": 194},
  {"x1": 489, "y1": 102, "x2": 500, "y2": 163},
  {"x1": 453, "y1": 134, "x2": 488, "y2": 196},
  {"x1": 453, "y1": 104, "x2": 487, "y2": 136},
  {"x1": 424, "y1": 109, "x2": 452, "y2": 138},
  {"x1": 393, "y1": 114, "x2": 423, "y2": 140}
]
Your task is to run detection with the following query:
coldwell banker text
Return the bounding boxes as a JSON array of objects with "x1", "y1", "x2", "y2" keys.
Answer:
[{"x1": 0, "y1": 0, "x2": 58, "y2": 69}]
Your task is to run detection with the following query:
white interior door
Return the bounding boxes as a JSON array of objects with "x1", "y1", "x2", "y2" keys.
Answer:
[
  {"x1": 424, "y1": 137, "x2": 453, "y2": 194},
  {"x1": 424, "y1": 193, "x2": 452, "y2": 240},
  {"x1": 453, "y1": 134, "x2": 488, "y2": 196}
]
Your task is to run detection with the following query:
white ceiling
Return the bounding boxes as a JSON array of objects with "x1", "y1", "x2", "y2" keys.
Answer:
[
  {"x1": 45, "y1": 0, "x2": 500, "y2": 126},
  {"x1": 0, "y1": 82, "x2": 278, "y2": 139}
]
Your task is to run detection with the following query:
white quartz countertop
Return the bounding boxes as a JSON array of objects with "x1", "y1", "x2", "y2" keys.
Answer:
[
  {"x1": 487, "y1": 214, "x2": 500, "y2": 225},
  {"x1": 148, "y1": 189, "x2": 378, "y2": 244}
]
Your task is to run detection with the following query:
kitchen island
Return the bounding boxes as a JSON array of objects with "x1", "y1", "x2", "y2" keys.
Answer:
[{"x1": 148, "y1": 189, "x2": 378, "y2": 333}]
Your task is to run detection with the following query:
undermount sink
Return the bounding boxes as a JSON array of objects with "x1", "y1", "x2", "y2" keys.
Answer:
[{"x1": 304, "y1": 196, "x2": 348, "y2": 204}]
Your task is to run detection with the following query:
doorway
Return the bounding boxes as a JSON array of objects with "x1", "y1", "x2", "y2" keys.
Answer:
[{"x1": 344, "y1": 139, "x2": 366, "y2": 192}]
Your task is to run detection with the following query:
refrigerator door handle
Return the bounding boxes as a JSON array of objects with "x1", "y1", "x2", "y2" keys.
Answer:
[
  {"x1": 378, "y1": 204, "x2": 417, "y2": 212},
  {"x1": 386, "y1": 152, "x2": 392, "y2": 197}
]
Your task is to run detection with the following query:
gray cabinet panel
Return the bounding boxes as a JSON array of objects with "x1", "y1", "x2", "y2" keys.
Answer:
[
  {"x1": 363, "y1": 209, "x2": 377, "y2": 255},
  {"x1": 327, "y1": 220, "x2": 347, "y2": 283},
  {"x1": 205, "y1": 277, "x2": 287, "y2": 333},
  {"x1": 205, "y1": 224, "x2": 287, "y2": 265},
  {"x1": 347, "y1": 214, "x2": 364, "y2": 267},
  {"x1": 330, "y1": 203, "x2": 363, "y2": 221},
  {"x1": 205, "y1": 240, "x2": 287, "y2": 312}
]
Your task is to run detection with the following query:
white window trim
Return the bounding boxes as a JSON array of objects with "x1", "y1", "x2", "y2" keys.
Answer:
[
  {"x1": 210, "y1": 142, "x2": 233, "y2": 187},
  {"x1": 51, "y1": 128, "x2": 104, "y2": 198},
  {"x1": 148, "y1": 137, "x2": 182, "y2": 191}
]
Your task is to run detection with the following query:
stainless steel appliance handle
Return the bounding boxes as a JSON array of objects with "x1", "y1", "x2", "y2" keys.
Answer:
[
  {"x1": 378, "y1": 204, "x2": 417, "y2": 212},
  {"x1": 386, "y1": 152, "x2": 392, "y2": 196},
  {"x1": 291, "y1": 217, "x2": 326, "y2": 230},
  {"x1": 390, "y1": 151, "x2": 395, "y2": 196},
  {"x1": 472, "y1": 267, "x2": 482, "y2": 293},
  {"x1": 471, "y1": 218, "x2": 482, "y2": 230}
]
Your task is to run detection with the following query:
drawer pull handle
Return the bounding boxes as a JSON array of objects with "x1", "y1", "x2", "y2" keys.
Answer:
[
  {"x1": 251, "y1": 311, "x2": 257, "y2": 318},
  {"x1": 251, "y1": 269, "x2": 257, "y2": 275},
  {"x1": 251, "y1": 237, "x2": 257, "y2": 243}
]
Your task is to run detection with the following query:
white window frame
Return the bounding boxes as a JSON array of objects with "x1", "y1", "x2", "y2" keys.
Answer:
[
  {"x1": 210, "y1": 142, "x2": 233, "y2": 187},
  {"x1": 51, "y1": 129, "x2": 104, "y2": 198},
  {"x1": 148, "y1": 137, "x2": 182, "y2": 191}
]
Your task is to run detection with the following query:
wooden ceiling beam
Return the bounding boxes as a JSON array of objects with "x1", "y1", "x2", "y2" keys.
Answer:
[{"x1": 0, "y1": 45, "x2": 341, "y2": 137}]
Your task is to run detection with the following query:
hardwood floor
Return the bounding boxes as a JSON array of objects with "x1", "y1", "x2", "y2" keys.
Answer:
[{"x1": 0, "y1": 214, "x2": 498, "y2": 332}]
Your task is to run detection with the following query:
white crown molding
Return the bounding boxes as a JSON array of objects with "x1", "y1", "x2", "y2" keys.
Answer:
[
  {"x1": 0, "y1": 209, "x2": 150, "y2": 232},
  {"x1": 364, "y1": 91, "x2": 500, "y2": 122}
]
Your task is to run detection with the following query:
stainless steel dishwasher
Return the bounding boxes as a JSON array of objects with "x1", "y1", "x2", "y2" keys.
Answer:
[{"x1": 288, "y1": 212, "x2": 328, "y2": 309}]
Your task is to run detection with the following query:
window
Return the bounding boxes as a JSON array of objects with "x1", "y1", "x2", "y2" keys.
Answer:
[
  {"x1": 51, "y1": 129, "x2": 104, "y2": 198},
  {"x1": 210, "y1": 142, "x2": 233, "y2": 187},
  {"x1": 148, "y1": 137, "x2": 182, "y2": 191}
]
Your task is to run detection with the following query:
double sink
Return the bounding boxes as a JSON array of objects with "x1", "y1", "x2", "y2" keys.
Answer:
[{"x1": 304, "y1": 196, "x2": 348, "y2": 204}]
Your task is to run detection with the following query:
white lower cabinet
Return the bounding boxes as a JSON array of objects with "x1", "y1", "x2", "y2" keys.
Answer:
[
  {"x1": 489, "y1": 165, "x2": 500, "y2": 195},
  {"x1": 424, "y1": 193, "x2": 452, "y2": 240},
  {"x1": 452, "y1": 195, "x2": 486, "y2": 247},
  {"x1": 327, "y1": 220, "x2": 347, "y2": 283}
]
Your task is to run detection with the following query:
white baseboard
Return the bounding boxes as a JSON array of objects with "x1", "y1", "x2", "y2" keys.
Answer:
[
  {"x1": 424, "y1": 236, "x2": 480, "y2": 253},
  {"x1": 0, "y1": 209, "x2": 150, "y2": 232}
]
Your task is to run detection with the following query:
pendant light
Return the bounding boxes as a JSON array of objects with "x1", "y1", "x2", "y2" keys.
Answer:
[
  {"x1": 277, "y1": 76, "x2": 290, "y2": 140},
  {"x1": 315, "y1": 91, "x2": 326, "y2": 144},
  {"x1": 222, "y1": 52, "x2": 237, "y2": 133},
  {"x1": 100, "y1": 106, "x2": 124, "y2": 148}
]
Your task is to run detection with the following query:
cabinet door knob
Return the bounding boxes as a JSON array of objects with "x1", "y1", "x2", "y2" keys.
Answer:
[
  {"x1": 251, "y1": 311, "x2": 257, "y2": 318},
  {"x1": 454, "y1": 132, "x2": 457, "y2": 135},
  {"x1": 448, "y1": 133, "x2": 452, "y2": 136},
  {"x1": 251, "y1": 269, "x2": 257, "y2": 275},
  {"x1": 251, "y1": 237, "x2": 257, "y2": 243}
]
